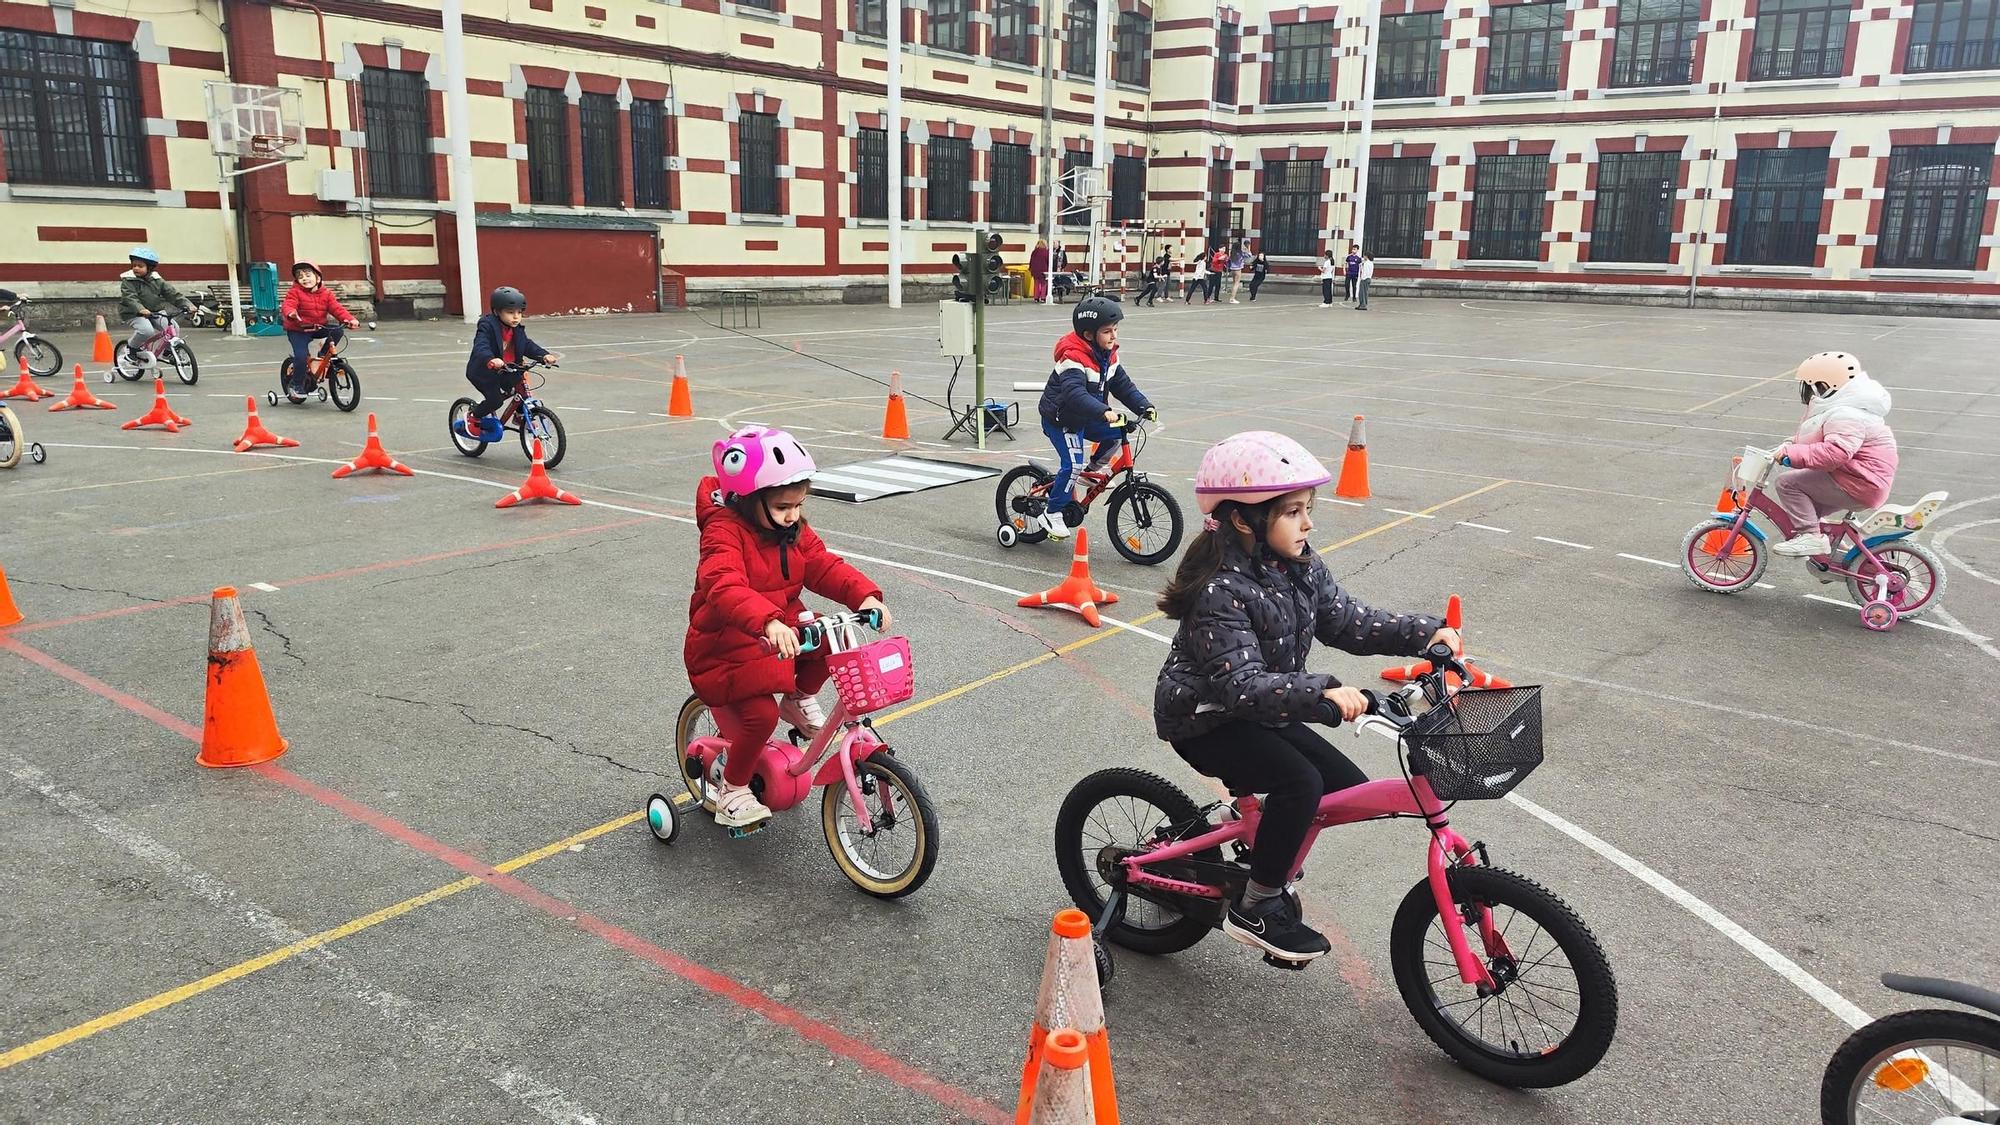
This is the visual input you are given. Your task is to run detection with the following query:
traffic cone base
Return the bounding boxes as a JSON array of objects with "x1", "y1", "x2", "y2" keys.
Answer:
[
  {"x1": 92, "y1": 314, "x2": 115, "y2": 364},
  {"x1": 668, "y1": 353, "x2": 694, "y2": 417},
  {"x1": 1335, "y1": 414, "x2": 1370, "y2": 500},
  {"x1": 2, "y1": 359, "x2": 52, "y2": 401},
  {"x1": 332, "y1": 413, "x2": 413, "y2": 477},
  {"x1": 1016, "y1": 528, "x2": 1118, "y2": 628},
  {"x1": 496, "y1": 439, "x2": 581, "y2": 507},
  {"x1": 121, "y1": 377, "x2": 192, "y2": 432},
  {"x1": 1377, "y1": 596, "x2": 1510, "y2": 688},
  {"x1": 234, "y1": 396, "x2": 300, "y2": 452},
  {"x1": 882, "y1": 370, "x2": 910, "y2": 440},
  {"x1": 0, "y1": 566, "x2": 22, "y2": 628},
  {"x1": 196, "y1": 587, "x2": 288, "y2": 768},
  {"x1": 49, "y1": 364, "x2": 116, "y2": 411}
]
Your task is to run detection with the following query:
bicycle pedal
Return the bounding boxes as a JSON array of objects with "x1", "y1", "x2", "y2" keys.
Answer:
[
  {"x1": 725, "y1": 820, "x2": 769, "y2": 840},
  {"x1": 1262, "y1": 953, "x2": 1312, "y2": 972}
]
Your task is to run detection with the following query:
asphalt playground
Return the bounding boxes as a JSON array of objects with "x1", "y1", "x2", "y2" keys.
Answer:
[{"x1": 3, "y1": 288, "x2": 1997, "y2": 1124}]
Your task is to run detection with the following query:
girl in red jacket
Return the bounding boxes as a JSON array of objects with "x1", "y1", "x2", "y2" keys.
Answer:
[
  {"x1": 280, "y1": 261, "x2": 359, "y2": 396},
  {"x1": 686, "y1": 426, "x2": 891, "y2": 832}
]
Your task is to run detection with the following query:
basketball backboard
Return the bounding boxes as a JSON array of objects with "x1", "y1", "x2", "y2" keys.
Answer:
[{"x1": 204, "y1": 82, "x2": 305, "y2": 163}]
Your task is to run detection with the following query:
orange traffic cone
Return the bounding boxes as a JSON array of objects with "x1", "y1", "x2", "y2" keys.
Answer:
[
  {"x1": 1377, "y1": 594, "x2": 1513, "y2": 688},
  {"x1": 1016, "y1": 910, "x2": 1118, "y2": 1125},
  {"x1": 233, "y1": 396, "x2": 299, "y2": 452},
  {"x1": 668, "y1": 353, "x2": 694, "y2": 417},
  {"x1": 91, "y1": 314, "x2": 115, "y2": 364},
  {"x1": 495, "y1": 439, "x2": 581, "y2": 507},
  {"x1": 1702, "y1": 488, "x2": 1749, "y2": 558},
  {"x1": 195, "y1": 586, "x2": 288, "y2": 768},
  {"x1": 331, "y1": 413, "x2": 413, "y2": 478},
  {"x1": 1, "y1": 357, "x2": 52, "y2": 401},
  {"x1": 882, "y1": 369, "x2": 910, "y2": 440},
  {"x1": 48, "y1": 364, "x2": 116, "y2": 411},
  {"x1": 1335, "y1": 414, "x2": 1370, "y2": 499},
  {"x1": 120, "y1": 377, "x2": 192, "y2": 432},
  {"x1": 0, "y1": 565, "x2": 22, "y2": 628},
  {"x1": 1023, "y1": 1029, "x2": 1091, "y2": 1125},
  {"x1": 1017, "y1": 528, "x2": 1118, "y2": 628}
]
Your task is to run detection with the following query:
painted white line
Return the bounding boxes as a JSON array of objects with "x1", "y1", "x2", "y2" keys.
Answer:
[
  {"x1": 374, "y1": 396, "x2": 399, "y2": 402},
  {"x1": 1618, "y1": 552, "x2": 1678, "y2": 568},
  {"x1": 411, "y1": 397, "x2": 449, "y2": 403},
  {"x1": 1456, "y1": 521, "x2": 1510, "y2": 534},
  {"x1": 566, "y1": 406, "x2": 593, "y2": 412},
  {"x1": 491, "y1": 1071, "x2": 602, "y2": 1125},
  {"x1": 1931, "y1": 517, "x2": 2000, "y2": 589},
  {"x1": 601, "y1": 408, "x2": 636, "y2": 415},
  {"x1": 647, "y1": 411, "x2": 670, "y2": 417},
  {"x1": 1934, "y1": 608, "x2": 2000, "y2": 666},
  {"x1": 1533, "y1": 535, "x2": 1594, "y2": 550},
  {"x1": 248, "y1": 581, "x2": 280, "y2": 593},
  {"x1": 1801, "y1": 594, "x2": 1995, "y2": 642},
  {"x1": 1324, "y1": 497, "x2": 1366, "y2": 508},
  {"x1": 1381, "y1": 507, "x2": 1435, "y2": 519},
  {"x1": 1755, "y1": 582, "x2": 1777, "y2": 589}
]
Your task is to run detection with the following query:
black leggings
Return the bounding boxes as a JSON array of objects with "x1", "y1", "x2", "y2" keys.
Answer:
[
  {"x1": 1248, "y1": 273, "x2": 1266, "y2": 300},
  {"x1": 466, "y1": 367, "x2": 518, "y2": 417},
  {"x1": 1172, "y1": 721, "x2": 1368, "y2": 887}
]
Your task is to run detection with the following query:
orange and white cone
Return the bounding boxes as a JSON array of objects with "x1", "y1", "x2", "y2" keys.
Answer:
[
  {"x1": 48, "y1": 364, "x2": 116, "y2": 411},
  {"x1": 1, "y1": 357, "x2": 53, "y2": 401},
  {"x1": 0, "y1": 565, "x2": 23, "y2": 628},
  {"x1": 1023, "y1": 1029, "x2": 1091, "y2": 1125},
  {"x1": 196, "y1": 587, "x2": 288, "y2": 768},
  {"x1": 495, "y1": 439, "x2": 581, "y2": 507},
  {"x1": 668, "y1": 353, "x2": 694, "y2": 417},
  {"x1": 1378, "y1": 595, "x2": 1512, "y2": 688},
  {"x1": 120, "y1": 377, "x2": 193, "y2": 432},
  {"x1": 1335, "y1": 414, "x2": 1370, "y2": 499},
  {"x1": 331, "y1": 413, "x2": 413, "y2": 478},
  {"x1": 1016, "y1": 528, "x2": 1119, "y2": 628},
  {"x1": 233, "y1": 396, "x2": 300, "y2": 452},
  {"x1": 1016, "y1": 910, "x2": 1118, "y2": 1125},
  {"x1": 92, "y1": 314, "x2": 115, "y2": 364},
  {"x1": 1702, "y1": 488, "x2": 1750, "y2": 558},
  {"x1": 882, "y1": 370, "x2": 910, "y2": 440}
]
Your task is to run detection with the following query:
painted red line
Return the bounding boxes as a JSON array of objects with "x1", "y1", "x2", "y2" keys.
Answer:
[{"x1": 1, "y1": 636, "x2": 1008, "y2": 1123}]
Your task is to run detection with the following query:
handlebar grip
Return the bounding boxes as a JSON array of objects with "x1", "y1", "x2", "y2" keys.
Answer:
[{"x1": 1359, "y1": 688, "x2": 1381, "y2": 716}]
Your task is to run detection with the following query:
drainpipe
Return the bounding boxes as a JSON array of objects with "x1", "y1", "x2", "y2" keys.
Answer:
[{"x1": 284, "y1": 0, "x2": 339, "y2": 167}]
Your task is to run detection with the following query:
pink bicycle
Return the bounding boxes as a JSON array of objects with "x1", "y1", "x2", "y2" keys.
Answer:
[
  {"x1": 0, "y1": 293, "x2": 63, "y2": 378},
  {"x1": 107, "y1": 306, "x2": 208, "y2": 385},
  {"x1": 650, "y1": 609, "x2": 940, "y2": 898},
  {"x1": 1679, "y1": 444, "x2": 1949, "y2": 631},
  {"x1": 1054, "y1": 645, "x2": 1618, "y2": 1088}
]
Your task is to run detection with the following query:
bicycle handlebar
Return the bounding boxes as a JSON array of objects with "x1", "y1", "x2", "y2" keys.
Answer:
[{"x1": 797, "y1": 609, "x2": 885, "y2": 653}]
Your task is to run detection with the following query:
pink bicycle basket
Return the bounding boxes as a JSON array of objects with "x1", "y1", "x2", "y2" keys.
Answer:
[{"x1": 828, "y1": 636, "x2": 914, "y2": 715}]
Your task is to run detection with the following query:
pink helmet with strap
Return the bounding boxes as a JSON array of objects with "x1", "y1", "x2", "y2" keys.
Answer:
[
  {"x1": 1194, "y1": 431, "x2": 1331, "y2": 515},
  {"x1": 712, "y1": 425, "x2": 817, "y2": 500}
]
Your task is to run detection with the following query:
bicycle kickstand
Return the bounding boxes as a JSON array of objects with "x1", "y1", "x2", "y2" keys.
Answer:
[{"x1": 1093, "y1": 888, "x2": 1127, "y2": 939}]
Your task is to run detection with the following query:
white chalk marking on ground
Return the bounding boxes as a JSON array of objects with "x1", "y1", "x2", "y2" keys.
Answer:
[
  {"x1": 1932, "y1": 517, "x2": 2000, "y2": 590},
  {"x1": 1755, "y1": 582, "x2": 1777, "y2": 589},
  {"x1": 491, "y1": 1071, "x2": 602, "y2": 1125},
  {"x1": 1456, "y1": 521, "x2": 1510, "y2": 533},
  {"x1": 1533, "y1": 536, "x2": 1594, "y2": 549},
  {"x1": 566, "y1": 406, "x2": 592, "y2": 411},
  {"x1": 411, "y1": 397, "x2": 449, "y2": 403},
  {"x1": 1380, "y1": 507, "x2": 1435, "y2": 519},
  {"x1": 647, "y1": 412, "x2": 670, "y2": 417},
  {"x1": 600, "y1": 408, "x2": 636, "y2": 415},
  {"x1": 248, "y1": 581, "x2": 280, "y2": 593},
  {"x1": 1324, "y1": 497, "x2": 1366, "y2": 507},
  {"x1": 1934, "y1": 608, "x2": 2000, "y2": 666},
  {"x1": 1618, "y1": 552, "x2": 1678, "y2": 568}
]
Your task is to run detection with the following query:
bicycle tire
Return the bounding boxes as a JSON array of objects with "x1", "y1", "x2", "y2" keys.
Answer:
[
  {"x1": 15, "y1": 336, "x2": 60, "y2": 378},
  {"x1": 1389, "y1": 865, "x2": 1618, "y2": 1088},
  {"x1": 277, "y1": 358, "x2": 309, "y2": 404},
  {"x1": 1821, "y1": 1008, "x2": 2000, "y2": 1124},
  {"x1": 995, "y1": 464, "x2": 1052, "y2": 544},
  {"x1": 329, "y1": 360, "x2": 361, "y2": 413},
  {"x1": 168, "y1": 340, "x2": 198, "y2": 385},
  {"x1": 1679, "y1": 517, "x2": 1769, "y2": 594},
  {"x1": 1844, "y1": 541, "x2": 1946, "y2": 621},
  {"x1": 1106, "y1": 480, "x2": 1185, "y2": 566},
  {"x1": 520, "y1": 406, "x2": 566, "y2": 470},
  {"x1": 0, "y1": 405, "x2": 21, "y2": 470},
  {"x1": 821, "y1": 751, "x2": 940, "y2": 899},
  {"x1": 1054, "y1": 767, "x2": 1220, "y2": 955},
  {"x1": 448, "y1": 398, "x2": 488, "y2": 458},
  {"x1": 674, "y1": 694, "x2": 720, "y2": 813}
]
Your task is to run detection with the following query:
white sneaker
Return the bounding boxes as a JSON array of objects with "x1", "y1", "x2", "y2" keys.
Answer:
[
  {"x1": 712, "y1": 781, "x2": 772, "y2": 831},
  {"x1": 1039, "y1": 509, "x2": 1071, "y2": 539},
  {"x1": 1229, "y1": 299, "x2": 1240, "y2": 304},
  {"x1": 1318, "y1": 302, "x2": 1332, "y2": 308},
  {"x1": 1773, "y1": 532, "x2": 1831, "y2": 558},
  {"x1": 778, "y1": 691, "x2": 826, "y2": 739}
]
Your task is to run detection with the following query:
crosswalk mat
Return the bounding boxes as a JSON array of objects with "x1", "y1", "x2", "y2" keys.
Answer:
[{"x1": 808, "y1": 455, "x2": 999, "y2": 503}]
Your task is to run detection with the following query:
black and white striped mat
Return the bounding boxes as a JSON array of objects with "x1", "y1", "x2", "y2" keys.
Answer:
[{"x1": 808, "y1": 456, "x2": 998, "y2": 503}]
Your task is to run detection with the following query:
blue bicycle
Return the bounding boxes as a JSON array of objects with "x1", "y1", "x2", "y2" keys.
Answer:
[{"x1": 448, "y1": 358, "x2": 568, "y2": 470}]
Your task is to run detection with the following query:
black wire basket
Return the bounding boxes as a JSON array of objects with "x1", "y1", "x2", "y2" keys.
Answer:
[{"x1": 1401, "y1": 685, "x2": 1544, "y2": 800}]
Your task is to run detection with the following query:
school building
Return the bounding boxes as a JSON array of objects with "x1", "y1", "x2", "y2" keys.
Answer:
[{"x1": 2, "y1": 0, "x2": 1997, "y2": 323}]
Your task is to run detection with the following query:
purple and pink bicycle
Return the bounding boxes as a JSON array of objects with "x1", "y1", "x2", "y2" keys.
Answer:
[
  {"x1": 1055, "y1": 645, "x2": 1618, "y2": 1088},
  {"x1": 1679, "y1": 444, "x2": 1949, "y2": 632}
]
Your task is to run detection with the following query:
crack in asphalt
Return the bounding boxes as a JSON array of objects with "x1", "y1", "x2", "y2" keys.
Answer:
[
  {"x1": 16, "y1": 579, "x2": 167, "y2": 604},
  {"x1": 247, "y1": 607, "x2": 306, "y2": 667},
  {"x1": 367, "y1": 692, "x2": 664, "y2": 778},
  {"x1": 367, "y1": 533, "x2": 642, "y2": 589},
  {"x1": 1727, "y1": 783, "x2": 2000, "y2": 846}
]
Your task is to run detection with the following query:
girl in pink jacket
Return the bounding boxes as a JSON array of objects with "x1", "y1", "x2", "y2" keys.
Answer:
[{"x1": 1771, "y1": 351, "x2": 1899, "y2": 557}]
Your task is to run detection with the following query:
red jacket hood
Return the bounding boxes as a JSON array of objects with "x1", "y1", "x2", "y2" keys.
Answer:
[{"x1": 1052, "y1": 331, "x2": 1116, "y2": 372}]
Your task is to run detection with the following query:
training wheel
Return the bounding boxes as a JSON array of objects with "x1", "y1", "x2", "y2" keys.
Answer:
[
  {"x1": 644, "y1": 793, "x2": 681, "y2": 844},
  {"x1": 317, "y1": 386, "x2": 329, "y2": 402},
  {"x1": 265, "y1": 390, "x2": 279, "y2": 406},
  {"x1": 102, "y1": 369, "x2": 115, "y2": 384},
  {"x1": 29, "y1": 443, "x2": 46, "y2": 464},
  {"x1": 1860, "y1": 600, "x2": 1898, "y2": 632},
  {"x1": 996, "y1": 523, "x2": 1018, "y2": 548}
]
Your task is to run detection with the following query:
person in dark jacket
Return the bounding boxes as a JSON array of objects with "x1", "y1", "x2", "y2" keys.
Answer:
[
  {"x1": 456, "y1": 286, "x2": 560, "y2": 443},
  {"x1": 1246, "y1": 248, "x2": 1270, "y2": 301},
  {"x1": 1035, "y1": 295, "x2": 1156, "y2": 540},
  {"x1": 1343, "y1": 243, "x2": 1363, "y2": 303},
  {"x1": 1155, "y1": 431, "x2": 1457, "y2": 964},
  {"x1": 279, "y1": 261, "x2": 359, "y2": 395},
  {"x1": 116, "y1": 246, "x2": 193, "y2": 367}
]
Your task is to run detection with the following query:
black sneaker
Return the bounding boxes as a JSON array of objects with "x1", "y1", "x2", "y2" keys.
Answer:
[{"x1": 1223, "y1": 891, "x2": 1330, "y2": 963}]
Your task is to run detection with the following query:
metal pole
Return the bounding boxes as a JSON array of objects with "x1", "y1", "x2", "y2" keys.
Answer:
[
  {"x1": 1350, "y1": 0, "x2": 1381, "y2": 247},
  {"x1": 1088, "y1": 0, "x2": 1109, "y2": 287},
  {"x1": 975, "y1": 231, "x2": 987, "y2": 450},
  {"x1": 217, "y1": 158, "x2": 248, "y2": 338},
  {"x1": 443, "y1": 0, "x2": 482, "y2": 324},
  {"x1": 1040, "y1": 1, "x2": 1057, "y2": 306},
  {"x1": 888, "y1": 0, "x2": 903, "y2": 308},
  {"x1": 1688, "y1": 100, "x2": 1723, "y2": 309}
]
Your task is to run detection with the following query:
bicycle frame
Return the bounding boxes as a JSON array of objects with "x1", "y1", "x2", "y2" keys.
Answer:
[
  {"x1": 1708, "y1": 468, "x2": 1903, "y2": 594},
  {"x1": 1031, "y1": 426, "x2": 1143, "y2": 507}
]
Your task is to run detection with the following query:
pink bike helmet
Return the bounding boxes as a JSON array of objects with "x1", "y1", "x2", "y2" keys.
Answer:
[
  {"x1": 1194, "y1": 431, "x2": 1332, "y2": 515},
  {"x1": 712, "y1": 425, "x2": 816, "y2": 501}
]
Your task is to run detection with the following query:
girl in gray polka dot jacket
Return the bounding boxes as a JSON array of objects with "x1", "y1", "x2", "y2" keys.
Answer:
[{"x1": 1153, "y1": 432, "x2": 1459, "y2": 964}]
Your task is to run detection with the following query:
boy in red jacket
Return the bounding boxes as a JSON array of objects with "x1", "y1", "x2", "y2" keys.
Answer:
[
  {"x1": 279, "y1": 261, "x2": 358, "y2": 396},
  {"x1": 686, "y1": 425, "x2": 891, "y2": 832}
]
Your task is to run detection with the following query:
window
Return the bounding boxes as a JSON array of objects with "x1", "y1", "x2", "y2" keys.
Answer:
[
  {"x1": 1364, "y1": 156, "x2": 1429, "y2": 259},
  {"x1": 1377, "y1": 13, "x2": 1442, "y2": 99},
  {"x1": 739, "y1": 110, "x2": 779, "y2": 215},
  {"x1": 1269, "y1": 22, "x2": 1334, "y2": 103},
  {"x1": 1261, "y1": 159, "x2": 1322, "y2": 255},
  {"x1": 991, "y1": 142, "x2": 1032, "y2": 224},
  {"x1": 631, "y1": 98, "x2": 671, "y2": 210},
  {"x1": 854, "y1": 0, "x2": 886, "y2": 36},
  {"x1": 1469, "y1": 154, "x2": 1548, "y2": 259},
  {"x1": 1486, "y1": 2, "x2": 1564, "y2": 93},
  {"x1": 580, "y1": 91, "x2": 619, "y2": 207},
  {"x1": 524, "y1": 86, "x2": 570, "y2": 205},
  {"x1": 929, "y1": 0, "x2": 970, "y2": 53},
  {"x1": 1207, "y1": 159, "x2": 1235, "y2": 247},
  {"x1": 1215, "y1": 23, "x2": 1241, "y2": 103},
  {"x1": 1111, "y1": 154, "x2": 1146, "y2": 220},
  {"x1": 1589, "y1": 151, "x2": 1678, "y2": 262},
  {"x1": 0, "y1": 31, "x2": 146, "y2": 188},
  {"x1": 360, "y1": 67, "x2": 434, "y2": 200},
  {"x1": 1877, "y1": 144, "x2": 1991, "y2": 269},
  {"x1": 1726, "y1": 147, "x2": 1828, "y2": 266},
  {"x1": 1062, "y1": 148, "x2": 1093, "y2": 225},
  {"x1": 1067, "y1": 0, "x2": 1098, "y2": 75},
  {"x1": 1905, "y1": 0, "x2": 2000, "y2": 72},
  {"x1": 737, "y1": 0, "x2": 775, "y2": 10},
  {"x1": 1611, "y1": 0, "x2": 1699, "y2": 86},
  {"x1": 927, "y1": 136, "x2": 971, "y2": 221},
  {"x1": 994, "y1": 0, "x2": 1034, "y2": 63},
  {"x1": 1749, "y1": 0, "x2": 1848, "y2": 79},
  {"x1": 859, "y1": 128, "x2": 888, "y2": 219},
  {"x1": 1116, "y1": 12, "x2": 1152, "y2": 86}
]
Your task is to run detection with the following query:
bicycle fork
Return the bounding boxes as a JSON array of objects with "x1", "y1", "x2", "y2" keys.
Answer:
[{"x1": 1428, "y1": 823, "x2": 1506, "y2": 993}]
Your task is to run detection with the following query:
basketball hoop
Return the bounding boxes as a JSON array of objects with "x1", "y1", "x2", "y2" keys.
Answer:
[{"x1": 248, "y1": 134, "x2": 293, "y2": 159}]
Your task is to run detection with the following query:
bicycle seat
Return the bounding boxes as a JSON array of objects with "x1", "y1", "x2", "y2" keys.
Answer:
[{"x1": 1850, "y1": 491, "x2": 1948, "y2": 536}]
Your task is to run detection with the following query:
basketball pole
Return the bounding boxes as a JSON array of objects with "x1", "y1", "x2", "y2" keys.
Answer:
[
  {"x1": 887, "y1": 0, "x2": 903, "y2": 309},
  {"x1": 217, "y1": 154, "x2": 247, "y2": 339},
  {"x1": 444, "y1": 0, "x2": 483, "y2": 324},
  {"x1": 1087, "y1": 0, "x2": 1109, "y2": 289}
]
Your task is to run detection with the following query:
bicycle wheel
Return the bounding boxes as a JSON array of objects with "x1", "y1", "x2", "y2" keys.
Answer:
[
  {"x1": 821, "y1": 751, "x2": 940, "y2": 899},
  {"x1": 1389, "y1": 865, "x2": 1618, "y2": 1088},
  {"x1": 113, "y1": 350, "x2": 145, "y2": 381},
  {"x1": 1821, "y1": 1008, "x2": 2000, "y2": 1124},
  {"x1": 328, "y1": 360, "x2": 361, "y2": 413},
  {"x1": 0, "y1": 405, "x2": 21, "y2": 470},
  {"x1": 996, "y1": 464, "x2": 1053, "y2": 545},
  {"x1": 1679, "y1": 517, "x2": 1769, "y2": 594},
  {"x1": 277, "y1": 359, "x2": 309, "y2": 405},
  {"x1": 1106, "y1": 480, "x2": 1185, "y2": 566},
  {"x1": 1845, "y1": 541, "x2": 1946, "y2": 621},
  {"x1": 448, "y1": 398, "x2": 489, "y2": 458},
  {"x1": 167, "y1": 340, "x2": 198, "y2": 385},
  {"x1": 675, "y1": 694, "x2": 722, "y2": 813},
  {"x1": 15, "y1": 336, "x2": 60, "y2": 378},
  {"x1": 520, "y1": 406, "x2": 567, "y2": 470},
  {"x1": 1053, "y1": 767, "x2": 1221, "y2": 955}
]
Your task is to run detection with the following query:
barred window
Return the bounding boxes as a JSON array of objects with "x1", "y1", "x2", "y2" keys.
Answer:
[
  {"x1": 1269, "y1": 22, "x2": 1334, "y2": 103},
  {"x1": 1589, "y1": 151, "x2": 1678, "y2": 262},
  {"x1": 1377, "y1": 14, "x2": 1442, "y2": 99},
  {"x1": 927, "y1": 136, "x2": 970, "y2": 221},
  {"x1": 1364, "y1": 156, "x2": 1430, "y2": 259},
  {"x1": 737, "y1": 0, "x2": 775, "y2": 10},
  {"x1": 1116, "y1": 12, "x2": 1152, "y2": 86},
  {"x1": 859, "y1": 127, "x2": 888, "y2": 219},
  {"x1": 1611, "y1": 0, "x2": 1699, "y2": 87},
  {"x1": 991, "y1": 142, "x2": 1032, "y2": 224},
  {"x1": 1905, "y1": 0, "x2": 2000, "y2": 72},
  {"x1": 361, "y1": 67, "x2": 434, "y2": 200},
  {"x1": 631, "y1": 98, "x2": 670, "y2": 210},
  {"x1": 1111, "y1": 154, "x2": 1146, "y2": 220},
  {"x1": 524, "y1": 86, "x2": 570, "y2": 205},
  {"x1": 1877, "y1": 144, "x2": 1990, "y2": 269},
  {"x1": 994, "y1": 0, "x2": 1034, "y2": 63},
  {"x1": 739, "y1": 110, "x2": 779, "y2": 215},
  {"x1": 1725, "y1": 147, "x2": 1827, "y2": 266},
  {"x1": 1062, "y1": 148, "x2": 1093, "y2": 225},
  {"x1": 580, "y1": 91, "x2": 619, "y2": 207},
  {"x1": 1066, "y1": 0, "x2": 1097, "y2": 75},
  {"x1": 929, "y1": 0, "x2": 971, "y2": 53},
  {"x1": 1486, "y1": 2, "x2": 1564, "y2": 93},
  {"x1": 854, "y1": 0, "x2": 886, "y2": 36},
  {"x1": 1208, "y1": 159, "x2": 1235, "y2": 247},
  {"x1": 0, "y1": 31, "x2": 147, "y2": 188},
  {"x1": 1749, "y1": 0, "x2": 1848, "y2": 78},
  {"x1": 1261, "y1": 159, "x2": 1322, "y2": 256},
  {"x1": 1215, "y1": 22, "x2": 1241, "y2": 103},
  {"x1": 1469, "y1": 154, "x2": 1548, "y2": 260}
]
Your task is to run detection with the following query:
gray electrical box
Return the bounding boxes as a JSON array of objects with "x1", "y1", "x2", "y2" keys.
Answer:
[{"x1": 939, "y1": 300, "x2": 974, "y2": 357}]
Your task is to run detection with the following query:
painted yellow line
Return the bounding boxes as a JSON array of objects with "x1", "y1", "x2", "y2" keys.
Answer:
[
  {"x1": 1684, "y1": 367, "x2": 1798, "y2": 414},
  {"x1": 1318, "y1": 479, "x2": 1512, "y2": 556}
]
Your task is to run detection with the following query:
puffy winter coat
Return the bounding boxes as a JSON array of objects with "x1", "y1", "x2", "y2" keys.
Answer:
[
  {"x1": 1155, "y1": 540, "x2": 1440, "y2": 742},
  {"x1": 1786, "y1": 373, "x2": 1899, "y2": 509},
  {"x1": 117, "y1": 270, "x2": 189, "y2": 322},
  {"x1": 280, "y1": 282, "x2": 355, "y2": 330},
  {"x1": 1038, "y1": 331, "x2": 1154, "y2": 430},
  {"x1": 684, "y1": 477, "x2": 882, "y2": 704}
]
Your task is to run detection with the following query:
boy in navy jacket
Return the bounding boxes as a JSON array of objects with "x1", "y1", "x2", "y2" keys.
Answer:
[
  {"x1": 457, "y1": 286, "x2": 559, "y2": 442},
  {"x1": 1034, "y1": 295, "x2": 1156, "y2": 539}
]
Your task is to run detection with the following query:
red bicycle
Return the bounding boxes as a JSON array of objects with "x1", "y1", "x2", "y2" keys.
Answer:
[{"x1": 994, "y1": 413, "x2": 1185, "y2": 566}]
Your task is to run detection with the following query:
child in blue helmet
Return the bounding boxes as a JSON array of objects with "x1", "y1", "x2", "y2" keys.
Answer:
[
  {"x1": 116, "y1": 247, "x2": 194, "y2": 366},
  {"x1": 1035, "y1": 295, "x2": 1156, "y2": 539}
]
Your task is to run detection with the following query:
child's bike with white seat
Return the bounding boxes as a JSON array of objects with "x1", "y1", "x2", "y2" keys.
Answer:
[
  {"x1": 1054, "y1": 644, "x2": 1618, "y2": 1088},
  {"x1": 0, "y1": 401, "x2": 47, "y2": 469},
  {"x1": 1679, "y1": 443, "x2": 1948, "y2": 632},
  {"x1": 649, "y1": 609, "x2": 941, "y2": 899},
  {"x1": 0, "y1": 294, "x2": 63, "y2": 378},
  {"x1": 107, "y1": 307, "x2": 209, "y2": 385}
]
